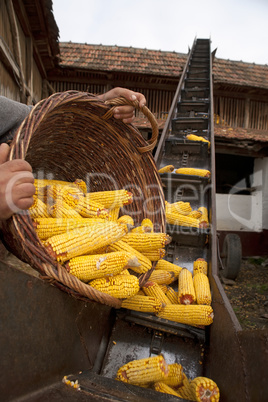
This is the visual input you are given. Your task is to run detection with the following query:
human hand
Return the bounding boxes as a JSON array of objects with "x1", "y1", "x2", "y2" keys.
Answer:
[
  {"x1": 0, "y1": 143, "x2": 35, "y2": 220},
  {"x1": 99, "y1": 87, "x2": 146, "y2": 123}
]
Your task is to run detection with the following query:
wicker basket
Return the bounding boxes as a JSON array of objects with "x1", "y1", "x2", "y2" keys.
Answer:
[{"x1": 1, "y1": 90, "x2": 166, "y2": 308}]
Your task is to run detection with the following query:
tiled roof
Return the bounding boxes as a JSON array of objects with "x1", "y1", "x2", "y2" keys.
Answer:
[
  {"x1": 134, "y1": 117, "x2": 268, "y2": 143},
  {"x1": 214, "y1": 126, "x2": 268, "y2": 143},
  {"x1": 59, "y1": 42, "x2": 185, "y2": 76},
  {"x1": 213, "y1": 58, "x2": 268, "y2": 90},
  {"x1": 59, "y1": 42, "x2": 268, "y2": 89}
]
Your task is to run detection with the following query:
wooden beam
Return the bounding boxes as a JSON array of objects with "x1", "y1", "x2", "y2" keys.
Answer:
[
  {"x1": 244, "y1": 98, "x2": 250, "y2": 129},
  {"x1": 12, "y1": 0, "x2": 31, "y2": 35},
  {"x1": 0, "y1": 37, "x2": 21, "y2": 78},
  {"x1": 12, "y1": 0, "x2": 48, "y2": 78},
  {"x1": 0, "y1": 36, "x2": 32, "y2": 97},
  {"x1": 215, "y1": 141, "x2": 268, "y2": 157},
  {"x1": 5, "y1": 0, "x2": 26, "y2": 102},
  {"x1": 43, "y1": 79, "x2": 56, "y2": 95},
  {"x1": 214, "y1": 88, "x2": 268, "y2": 103},
  {"x1": 47, "y1": 72, "x2": 178, "y2": 91}
]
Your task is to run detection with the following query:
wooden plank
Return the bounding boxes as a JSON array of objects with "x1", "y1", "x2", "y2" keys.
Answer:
[
  {"x1": 0, "y1": 36, "x2": 20, "y2": 78},
  {"x1": 214, "y1": 89, "x2": 268, "y2": 103},
  {"x1": 6, "y1": 0, "x2": 26, "y2": 101}
]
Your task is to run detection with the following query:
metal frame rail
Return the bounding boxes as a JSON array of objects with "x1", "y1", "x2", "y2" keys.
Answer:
[{"x1": 153, "y1": 38, "x2": 268, "y2": 402}]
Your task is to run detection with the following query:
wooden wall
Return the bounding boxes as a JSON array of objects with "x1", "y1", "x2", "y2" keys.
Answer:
[
  {"x1": 0, "y1": 0, "x2": 43, "y2": 104},
  {"x1": 214, "y1": 95, "x2": 268, "y2": 130},
  {"x1": 51, "y1": 79, "x2": 175, "y2": 120},
  {"x1": 1, "y1": 0, "x2": 267, "y2": 131},
  {"x1": 51, "y1": 74, "x2": 268, "y2": 129}
]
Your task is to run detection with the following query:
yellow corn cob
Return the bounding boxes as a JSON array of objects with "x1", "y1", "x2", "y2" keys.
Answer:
[
  {"x1": 57, "y1": 188, "x2": 103, "y2": 218},
  {"x1": 73, "y1": 197, "x2": 109, "y2": 219},
  {"x1": 115, "y1": 355, "x2": 169, "y2": 385},
  {"x1": 155, "y1": 259, "x2": 183, "y2": 277},
  {"x1": 189, "y1": 376, "x2": 220, "y2": 402},
  {"x1": 186, "y1": 134, "x2": 211, "y2": 149},
  {"x1": 175, "y1": 168, "x2": 211, "y2": 178},
  {"x1": 193, "y1": 273, "x2": 211, "y2": 305},
  {"x1": 28, "y1": 196, "x2": 50, "y2": 218},
  {"x1": 33, "y1": 217, "x2": 104, "y2": 240},
  {"x1": 161, "y1": 363, "x2": 184, "y2": 388},
  {"x1": 188, "y1": 210, "x2": 202, "y2": 219},
  {"x1": 176, "y1": 374, "x2": 220, "y2": 401},
  {"x1": 159, "y1": 285, "x2": 178, "y2": 304},
  {"x1": 108, "y1": 207, "x2": 121, "y2": 221},
  {"x1": 65, "y1": 251, "x2": 140, "y2": 282},
  {"x1": 154, "y1": 382, "x2": 181, "y2": 397},
  {"x1": 34, "y1": 178, "x2": 87, "y2": 195},
  {"x1": 107, "y1": 240, "x2": 152, "y2": 274},
  {"x1": 117, "y1": 215, "x2": 134, "y2": 226},
  {"x1": 73, "y1": 179, "x2": 87, "y2": 194},
  {"x1": 178, "y1": 268, "x2": 196, "y2": 304},
  {"x1": 130, "y1": 225, "x2": 150, "y2": 234},
  {"x1": 181, "y1": 372, "x2": 192, "y2": 388},
  {"x1": 49, "y1": 201, "x2": 82, "y2": 219},
  {"x1": 142, "y1": 281, "x2": 171, "y2": 305},
  {"x1": 141, "y1": 218, "x2": 154, "y2": 231},
  {"x1": 120, "y1": 269, "x2": 131, "y2": 275},
  {"x1": 89, "y1": 274, "x2": 140, "y2": 299},
  {"x1": 131, "y1": 218, "x2": 154, "y2": 233},
  {"x1": 175, "y1": 373, "x2": 196, "y2": 400},
  {"x1": 137, "y1": 289, "x2": 146, "y2": 295},
  {"x1": 158, "y1": 165, "x2": 175, "y2": 174},
  {"x1": 121, "y1": 294, "x2": 163, "y2": 314},
  {"x1": 193, "y1": 258, "x2": 208, "y2": 276},
  {"x1": 148, "y1": 270, "x2": 176, "y2": 286},
  {"x1": 46, "y1": 184, "x2": 84, "y2": 205},
  {"x1": 165, "y1": 201, "x2": 192, "y2": 216},
  {"x1": 85, "y1": 189, "x2": 133, "y2": 209},
  {"x1": 121, "y1": 232, "x2": 172, "y2": 253},
  {"x1": 33, "y1": 185, "x2": 47, "y2": 203},
  {"x1": 166, "y1": 287, "x2": 178, "y2": 304},
  {"x1": 157, "y1": 304, "x2": 214, "y2": 326},
  {"x1": 166, "y1": 210, "x2": 200, "y2": 228},
  {"x1": 141, "y1": 248, "x2": 166, "y2": 261},
  {"x1": 198, "y1": 206, "x2": 209, "y2": 224},
  {"x1": 45, "y1": 221, "x2": 129, "y2": 263}
]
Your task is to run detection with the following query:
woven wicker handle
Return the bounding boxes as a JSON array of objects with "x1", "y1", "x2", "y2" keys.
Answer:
[{"x1": 103, "y1": 96, "x2": 159, "y2": 153}]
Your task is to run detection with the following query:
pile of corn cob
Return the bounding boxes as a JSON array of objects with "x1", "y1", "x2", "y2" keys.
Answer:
[
  {"x1": 158, "y1": 165, "x2": 211, "y2": 178},
  {"x1": 31, "y1": 179, "x2": 217, "y2": 400},
  {"x1": 29, "y1": 178, "x2": 172, "y2": 300},
  {"x1": 125, "y1": 256, "x2": 213, "y2": 327},
  {"x1": 115, "y1": 354, "x2": 220, "y2": 401},
  {"x1": 29, "y1": 178, "x2": 214, "y2": 327},
  {"x1": 165, "y1": 200, "x2": 209, "y2": 229}
]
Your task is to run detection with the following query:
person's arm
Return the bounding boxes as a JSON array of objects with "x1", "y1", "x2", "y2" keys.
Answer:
[
  {"x1": 98, "y1": 87, "x2": 146, "y2": 124},
  {"x1": 0, "y1": 97, "x2": 34, "y2": 220},
  {"x1": 0, "y1": 143, "x2": 35, "y2": 221},
  {"x1": 0, "y1": 96, "x2": 32, "y2": 144}
]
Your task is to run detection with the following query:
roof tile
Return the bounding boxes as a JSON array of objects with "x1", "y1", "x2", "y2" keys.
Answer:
[{"x1": 59, "y1": 42, "x2": 268, "y2": 89}]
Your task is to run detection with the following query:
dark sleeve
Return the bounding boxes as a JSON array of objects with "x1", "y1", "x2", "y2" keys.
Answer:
[{"x1": 0, "y1": 96, "x2": 32, "y2": 144}]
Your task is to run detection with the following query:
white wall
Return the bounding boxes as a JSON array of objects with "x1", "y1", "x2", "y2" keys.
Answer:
[
  {"x1": 216, "y1": 157, "x2": 268, "y2": 232},
  {"x1": 255, "y1": 157, "x2": 268, "y2": 230}
]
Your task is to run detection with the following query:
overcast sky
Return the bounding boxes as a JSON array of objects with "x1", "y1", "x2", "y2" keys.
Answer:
[{"x1": 52, "y1": 0, "x2": 268, "y2": 65}]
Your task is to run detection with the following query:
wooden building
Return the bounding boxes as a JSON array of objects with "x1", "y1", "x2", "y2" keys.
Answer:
[
  {"x1": 1, "y1": 0, "x2": 268, "y2": 255},
  {"x1": 0, "y1": 0, "x2": 59, "y2": 103}
]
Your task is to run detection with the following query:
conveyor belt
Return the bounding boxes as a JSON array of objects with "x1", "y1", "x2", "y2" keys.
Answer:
[{"x1": 155, "y1": 37, "x2": 214, "y2": 253}]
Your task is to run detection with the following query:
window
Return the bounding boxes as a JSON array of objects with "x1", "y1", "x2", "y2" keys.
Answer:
[{"x1": 216, "y1": 153, "x2": 254, "y2": 195}]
